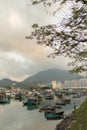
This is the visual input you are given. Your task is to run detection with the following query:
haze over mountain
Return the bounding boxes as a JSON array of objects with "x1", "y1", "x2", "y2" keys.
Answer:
[
  {"x1": 0, "y1": 69, "x2": 83, "y2": 88},
  {"x1": 0, "y1": 78, "x2": 18, "y2": 88},
  {"x1": 22, "y1": 68, "x2": 82, "y2": 83}
]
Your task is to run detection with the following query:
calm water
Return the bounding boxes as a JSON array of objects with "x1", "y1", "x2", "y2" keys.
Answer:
[{"x1": 0, "y1": 96, "x2": 86, "y2": 130}]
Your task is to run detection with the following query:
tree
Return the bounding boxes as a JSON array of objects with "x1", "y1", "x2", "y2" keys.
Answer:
[{"x1": 26, "y1": 0, "x2": 87, "y2": 73}]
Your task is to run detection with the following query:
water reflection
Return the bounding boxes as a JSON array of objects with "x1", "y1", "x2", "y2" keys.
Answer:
[
  {"x1": 27, "y1": 105, "x2": 38, "y2": 111},
  {"x1": 0, "y1": 97, "x2": 86, "y2": 130}
]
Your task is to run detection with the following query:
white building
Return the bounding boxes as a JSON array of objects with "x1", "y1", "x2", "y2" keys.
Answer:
[
  {"x1": 63, "y1": 80, "x2": 79, "y2": 88},
  {"x1": 79, "y1": 78, "x2": 87, "y2": 88}
]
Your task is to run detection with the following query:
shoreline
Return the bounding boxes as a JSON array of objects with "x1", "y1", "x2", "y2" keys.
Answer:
[
  {"x1": 55, "y1": 98, "x2": 86, "y2": 130},
  {"x1": 55, "y1": 111, "x2": 76, "y2": 130}
]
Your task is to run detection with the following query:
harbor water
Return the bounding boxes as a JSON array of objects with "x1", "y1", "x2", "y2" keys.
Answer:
[{"x1": 0, "y1": 96, "x2": 86, "y2": 130}]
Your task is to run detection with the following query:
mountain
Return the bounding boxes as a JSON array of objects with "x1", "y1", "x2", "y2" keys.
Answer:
[
  {"x1": 0, "y1": 78, "x2": 18, "y2": 88},
  {"x1": 0, "y1": 69, "x2": 83, "y2": 88},
  {"x1": 19, "y1": 69, "x2": 83, "y2": 88}
]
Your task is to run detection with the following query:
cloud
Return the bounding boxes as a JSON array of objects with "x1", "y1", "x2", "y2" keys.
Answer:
[
  {"x1": 9, "y1": 12, "x2": 23, "y2": 30},
  {"x1": 0, "y1": 0, "x2": 72, "y2": 81},
  {"x1": 0, "y1": 51, "x2": 34, "y2": 80}
]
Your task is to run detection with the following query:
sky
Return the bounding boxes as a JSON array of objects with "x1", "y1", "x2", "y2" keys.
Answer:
[{"x1": 0, "y1": 0, "x2": 73, "y2": 81}]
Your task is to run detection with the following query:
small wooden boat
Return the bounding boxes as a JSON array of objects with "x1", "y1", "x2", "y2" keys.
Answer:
[
  {"x1": 51, "y1": 104, "x2": 61, "y2": 109},
  {"x1": 23, "y1": 98, "x2": 40, "y2": 106},
  {"x1": 0, "y1": 99, "x2": 10, "y2": 104},
  {"x1": 39, "y1": 106, "x2": 55, "y2": 112},
  {"x1": 0, "y1": 93, "x2": 10, "y2": 104},
  {"x1": 45, "y1": 111, "x2": 64, "y2": 120},
  {"x1": 45, "y1": 95, "x2": 54, "y2": 100},
  {"x1": 61, "y1": 98, "x2": 71, "y2": 104},
  {"x1": 72, "y1": 94, "x2": 81, "y2": 98},
  {"x1": 45, "y1": 110, "x2": 64, "y2": 115},
  {"x1": 56, "y1": 102, "x2": 66, "y2": 105},
  {"x1": 56, "y1": 93, "x2": 63, "y2": 98},
  {"x1": 15, "y1": 93, "x2": 25, "y2": 101}
]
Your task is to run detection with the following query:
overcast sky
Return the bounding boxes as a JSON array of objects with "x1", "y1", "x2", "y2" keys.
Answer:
[{"x1": 0, "y1": 0, "x2": 73, "y2": 81}]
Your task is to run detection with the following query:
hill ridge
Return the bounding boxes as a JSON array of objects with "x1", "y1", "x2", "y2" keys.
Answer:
[{"x1": 0, "y1": 69, "x2": 83, "y2": 88}]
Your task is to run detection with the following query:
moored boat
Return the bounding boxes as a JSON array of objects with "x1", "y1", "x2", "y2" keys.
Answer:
[
  {"x1": 0, "y1": 90, "x2": 10, "y2": 104},
  {"x1": 45, "y1": 111, "x2": 64, "y2": 120},
  {"x1": 45, "y1": 95, "x2": 54, "y2": 100},
  {"x1": 45, "y1": 110, "x2": 64, "y2": 115},
  {"x1": 39, "y1": 106, "x2": 55, "y2": 112},
  {"x1": 61, "y1": 98, "x2": 71, "y2": 104},
  {"x1": 0, "y1": 99, "x2": 10, "y2": 104},
  {"x1": 51, "y1": 104, "x2": 61, "y2": 109},
  {"x1": 56, "y1": 102, "x2": 66, "y2": 105},
  {"x1": 23, "y1": 97, "x2": 40, "y2": 106}
]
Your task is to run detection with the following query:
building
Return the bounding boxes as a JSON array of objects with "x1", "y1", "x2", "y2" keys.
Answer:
[
  {"x1": 57, "y1": 81, "x2": 63, "y2": 89},
  {"x1": 79, "y1": 78, "x2": 87, "y2": 88},
  {"x1": 63, "y1": 80, "x2": 79, "y2": 89},
  {"x1": 51, "y1": 81, "x2": 58, "y2": 89}
]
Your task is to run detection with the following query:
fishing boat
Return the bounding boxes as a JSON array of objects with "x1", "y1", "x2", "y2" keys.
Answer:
[
  {"x1": 45, "y1": 110, "x2": 64, "y2": 115},
  {"x1": 15, "y1": 93, "x2": 25, "y2": 101},
  {"x1": 23, "y1": 97, "x2": 40, "y2": 106},
  {"x1": 51, "y1": 104, "x2": 61, "y2": 109},
  {"x1": 61, "y1": 98, "x2": 71, "y2": 104},
  {"x1": 0, "y1": 93, "x2": 10, "y2": 104},
  {"x1": 0, "y1": 99, "x2": 10, "y2": 104},
  {"x1": 72, "y1": 94, "x2": 81, "y2": 98},
  {"x1": 45, "y1": 111, "x2": 64, "y2": 120},
  {"x1": 39, "y1": 106, "x2": 55, "y2": 112},
  {"x1": 56, "y1": 102, "x2": 66, "y2": 105},
  {"x1": 45, "y1": 95, "x2": 54, "y2": 100},
  {"x1": 56, "y1": 93, "x2": 63, "y2": 98}
]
